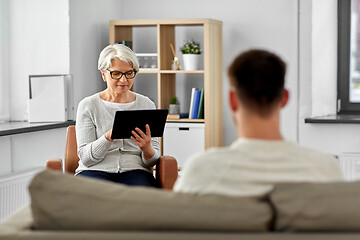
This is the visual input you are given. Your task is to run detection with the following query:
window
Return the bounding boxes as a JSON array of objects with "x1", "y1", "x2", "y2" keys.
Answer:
[{"x1": 338, "y1": 0, "x2": 360, "y2": 113}]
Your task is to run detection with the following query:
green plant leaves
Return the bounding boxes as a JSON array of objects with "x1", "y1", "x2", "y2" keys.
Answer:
[{"x1": 180, "y1": 40, "x2": 201, "y2": 54}]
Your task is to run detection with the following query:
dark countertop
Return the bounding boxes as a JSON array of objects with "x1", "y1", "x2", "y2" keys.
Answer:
[
  {"x1": 0, "y1": 120, "x2": 75, "y2": 137},
  {"x1": 305, "y1": 115, "x2": 360, "y2": 124}
]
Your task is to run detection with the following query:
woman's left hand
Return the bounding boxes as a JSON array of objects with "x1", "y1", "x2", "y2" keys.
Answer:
[{"x1": 131, "y1": 124, "x2": 155, "y2": 160}]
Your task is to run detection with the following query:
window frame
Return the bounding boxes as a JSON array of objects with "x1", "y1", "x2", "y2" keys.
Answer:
[{"x1": 338, "y1": 0, "x2": 360, "y2": 114}]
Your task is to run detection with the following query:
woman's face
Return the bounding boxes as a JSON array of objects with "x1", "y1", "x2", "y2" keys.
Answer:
[{"x1": 102, "y1": 58, "x2": 135, "y2": 95}]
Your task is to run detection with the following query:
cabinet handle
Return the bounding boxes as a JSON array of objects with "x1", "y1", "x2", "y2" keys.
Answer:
[{"x1": 179, "y1": 127, "x2": 190, "y2": 131}]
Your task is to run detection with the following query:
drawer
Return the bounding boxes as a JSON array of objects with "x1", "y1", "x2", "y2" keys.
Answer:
[{"x1": 163, "y1": 123, "x2": 205, "y2": 167}]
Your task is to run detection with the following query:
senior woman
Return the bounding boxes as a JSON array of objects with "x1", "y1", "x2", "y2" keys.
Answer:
[{"x1": 75, "y1": 44, "x2": 160, "y2": 188}]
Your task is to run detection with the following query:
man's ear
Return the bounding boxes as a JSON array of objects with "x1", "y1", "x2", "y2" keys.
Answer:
[
  {"x1": 229, "y1": 88, "x2": 240, "y2": 112},
  {"x1": 281, "y1": 89, "x2": 289, "y2": 108}
]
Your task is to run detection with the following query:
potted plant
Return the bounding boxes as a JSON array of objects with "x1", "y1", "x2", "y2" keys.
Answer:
[
  {"x1": 169, "y1": 96, "x2": 180, "y2": 114},
  {"x1": 180, "y1": 40, "x2": 201, "y2": 70}
]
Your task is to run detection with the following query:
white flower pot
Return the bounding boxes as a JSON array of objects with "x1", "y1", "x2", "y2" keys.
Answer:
[{"x1": 182, "y1": 54, "x2": 201, "y2": 70}]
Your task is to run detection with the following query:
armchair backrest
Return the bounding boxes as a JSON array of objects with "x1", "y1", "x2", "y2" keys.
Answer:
[{"x1": 65, "y1": 125, "x2": 79, "y2": 174}]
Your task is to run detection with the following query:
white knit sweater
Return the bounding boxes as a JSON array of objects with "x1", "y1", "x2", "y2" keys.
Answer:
[
  {"x1": 174, "y1": 138, "x2": 343, "y2": 197},
  {"x1": 75, "y1": 92, "x2": 160, "y2": 174}
]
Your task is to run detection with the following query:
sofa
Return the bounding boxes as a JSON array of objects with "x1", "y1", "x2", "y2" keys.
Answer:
[{"x1": 1, "y1": 170, "x2": 360, "y2": 240}]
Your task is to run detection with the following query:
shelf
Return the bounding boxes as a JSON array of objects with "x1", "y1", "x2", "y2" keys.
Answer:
[
  {"x1": 110, "y1": 18, "x2": 223, "y2": 150},
  {"x1": 166, "y1": 119, "x2": 204, "y2": 123},
  {"x1": 138, "y1": 68, "x2": 158, "y2": 74},
  {"x1": 136, "y1": 53, "x2": 158, "y2": 57},
  {"x1": 160, "y1": 70, "x2": 204, "y2": 74},
  {"x1": 138, "y1": 69, "x2": 205, "y2": 74},
  {"x1": 110, "y1": 19, "x2": 221, "y2": 27}
]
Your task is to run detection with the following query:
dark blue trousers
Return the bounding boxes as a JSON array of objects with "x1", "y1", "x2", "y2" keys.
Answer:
[{"x1": 77, "y1": 169, "x2": 159, "y2": 188}]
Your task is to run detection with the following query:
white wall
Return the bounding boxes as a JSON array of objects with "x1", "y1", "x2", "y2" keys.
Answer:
[
  {"x1": 299, "y1": 0, "x2": 360, "y2": 156},
  {"x1": 3, "y1": 0, "x2": 360, "y2": 177},
  {"x1": 0, "y1": 137, "x2": 11, "y2": 175},
  {"x1": 0, "y1": 0, "x2": 125, "y2": 177},
  {"x1": 121, "y1": 0, "x2": 299, "y2": 145},
  {"x1": 0, "y1": 0, "x2": 125, "y2": 175},
  {"x1": 311, "y1": 0, "x2": 338, "y2": 117},
  {"x1": 0, "y1": 0, "x2": 10, "y2": 121},
  {"x1": 9, "y1": 0, "x2": 70, "y2": 121},
  {"x1": 120, "y1": 0, "x2": 360, "y2": 155},
  {"x1": 0, "y1": 128, "x2": 67, "y2": 177},
  {"x1": 69, "y1": 0, "x2": 124, "y2": 113},
  {"x1": 11, "y1": 129, "x2": 67, "y2": 172},
  {"x1": 0, "y1": 0, "x2": 70, "y2": 177}
]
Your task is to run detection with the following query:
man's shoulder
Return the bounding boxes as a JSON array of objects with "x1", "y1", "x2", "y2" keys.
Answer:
[
  {"x1": 185, "y1": 145, "x2": 235, "y2": 167},
  {"x1": 286, "y1": 142, "x2": 341, "y2": 174},
  {"x1": 289, "y1": 142, "x2": 335, "y2": 161},
  {"x1": 173, "y1": 146, "x2": 233, "y2": 193},
  {"x1": 292, "y1": 142, "x2": 343, "y2": 179}
]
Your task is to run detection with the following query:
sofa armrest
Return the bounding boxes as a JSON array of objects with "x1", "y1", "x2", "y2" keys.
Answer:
[
  {"x1": 156, "y1": 155, "x2": 178, "y2": 190},
  {"x1": 46, "y1": 158, "x2": 63, "y2": 172}
]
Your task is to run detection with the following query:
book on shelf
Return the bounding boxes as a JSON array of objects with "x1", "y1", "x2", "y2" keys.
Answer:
[
  {"x1": 167, "y1": 113, "x2": 189, "y2": 120},
  {"x1": 188, "y1": 88, "x2": 196, "y2": 119},
  {"x1": 197, "y1": 89, "x2": 204, "y2": 119},
  {"x1": 188, "y1": 88, "x2": 205, "y2": 119},
  {"x1": 191, "y1": 89, "x2": 201, "y2": 119}
]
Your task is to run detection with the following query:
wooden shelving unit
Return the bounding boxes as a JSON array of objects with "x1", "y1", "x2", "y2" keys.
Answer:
[{"x1": 109, "y1": 19, "x2": 223, "y2": 149}]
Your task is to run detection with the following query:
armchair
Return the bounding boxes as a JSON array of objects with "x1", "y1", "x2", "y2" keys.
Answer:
[{"x1": 46, "y1": 125, "x2": 178, "y2": 190}]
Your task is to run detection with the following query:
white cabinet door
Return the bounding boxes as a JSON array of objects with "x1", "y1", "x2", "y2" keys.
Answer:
[{"x1": 163, "y1": 122, "x2": 205, "y2": 168}]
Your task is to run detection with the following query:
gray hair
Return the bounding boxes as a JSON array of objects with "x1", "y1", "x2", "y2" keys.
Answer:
[{"x1": 97, "y1": 44, "x2": 139, "y2": 72}]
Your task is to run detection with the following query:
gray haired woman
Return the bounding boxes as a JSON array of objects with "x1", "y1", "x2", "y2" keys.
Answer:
[{"x1": 75, "y1": 44, "x2": 160, "y2": 187}]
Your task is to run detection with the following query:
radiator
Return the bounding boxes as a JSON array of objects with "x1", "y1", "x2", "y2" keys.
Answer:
[
  {"x1": 0, "y1": 168, "x2": 41, "y2": 222},
  {"x1": 337, "y1": 153, "x2": 360, "y2": 181}
]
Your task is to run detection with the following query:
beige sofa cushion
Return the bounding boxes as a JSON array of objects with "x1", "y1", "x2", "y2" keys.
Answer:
[
  {"x1": 29, "y1": 170, "x2": 272, "y2": 231},
  {"x1": 270, "y1": 182, "x2": 360, "y2": 231}
]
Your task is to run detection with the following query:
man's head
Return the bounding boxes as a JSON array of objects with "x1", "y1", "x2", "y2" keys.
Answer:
[{"x1": 227, "y1": 49, "x2": 288, "y2": 118}]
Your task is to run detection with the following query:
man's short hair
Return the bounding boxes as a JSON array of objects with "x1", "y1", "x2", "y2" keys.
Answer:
[{"x1": 227, "y1": 49, "x2": 286, "y2": 117}]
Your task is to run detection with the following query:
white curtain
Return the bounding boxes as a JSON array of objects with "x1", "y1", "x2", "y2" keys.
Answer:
[{"x1": 0, "y1": 0, "x2": 10, "y2": 122}]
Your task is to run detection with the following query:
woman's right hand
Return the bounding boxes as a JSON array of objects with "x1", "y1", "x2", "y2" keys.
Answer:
[{"x1": 105, "y1": 129, "x2": 114, "y2": 142}]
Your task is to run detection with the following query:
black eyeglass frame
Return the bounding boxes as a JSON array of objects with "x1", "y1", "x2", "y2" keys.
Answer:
[{"x1": 105, "y1": 69, "x2": 137, "y2": 80}]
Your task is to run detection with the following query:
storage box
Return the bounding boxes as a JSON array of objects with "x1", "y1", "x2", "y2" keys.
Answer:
[
  {"x1": 163, "y1": 122, "x2": 205, "y2": 167},
  {"x1": 28, "y1": 75, "x2": 74, "y2": 122},
  {"x1": 136, "y1": 53, "x2": 157, "y2": 69}
]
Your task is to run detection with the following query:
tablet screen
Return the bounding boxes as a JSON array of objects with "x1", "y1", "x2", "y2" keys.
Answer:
[{"x1": 110, "y1": 109, "x2": 168, "y2": 139}]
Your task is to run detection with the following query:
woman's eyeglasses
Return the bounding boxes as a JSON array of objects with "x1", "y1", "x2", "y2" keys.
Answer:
[{"x1": 105, "y1": 69, "x2": 137, "y2": 80}]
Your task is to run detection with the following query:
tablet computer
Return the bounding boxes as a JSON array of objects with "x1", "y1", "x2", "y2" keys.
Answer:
[{"x1": 110, "y1": 109, "x2": 169, "y2": 139}]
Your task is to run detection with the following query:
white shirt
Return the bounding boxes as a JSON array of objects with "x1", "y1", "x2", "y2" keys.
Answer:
[{"x1": 173, "y1": 138, "x2": 343, "y2": 197}]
